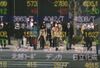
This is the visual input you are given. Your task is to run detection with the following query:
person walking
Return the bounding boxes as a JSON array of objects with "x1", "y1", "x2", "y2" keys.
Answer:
[{"x1": 66, "y1": 22, "x2": 74, "y2": 50}]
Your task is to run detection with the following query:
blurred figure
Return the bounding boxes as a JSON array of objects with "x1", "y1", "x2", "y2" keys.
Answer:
[
  {"x1": 26, "y1": 17, "x2": 34, "y2": 29},
  {"x1": 66, "y1": 22, "x2": 74, "y2": 50},
  {"x1": 51, "y1": 23, "x2": 61, "y2": 50},
  {"x1": 15, "y1": 26, "x2": 24, "y2": 48},
  {"x1": 32, "y1": 22, "x2": 39, "y2": 39},
  {"x1": 0, "y1": 22, "x2": 4, "y2": 29},
  {"x1": 90, "y1": 23, "x2": 94, "y2": 29},
  {"x1": 81, "y1": 23, "x2": 86, "y2": 34},
  {"x1": 29, "y1": 36, "x2": 33, "y2": 47},
  {"x1": 38, "y1": 35, "x2": 45, "y2": 49},
  {"x1": 32, "y1": 37, "x2": 37, "y2": 50},
  {"x1": 38, "y1": 24, "x2": 46, "y2": 49},
  {"x1": 22, "y1": 36, "x2": 27, "y2": 47},
  {"x1": 46, "y1": 22, "x2": 52, "y2": 47},
  {"x1": 83, "y1": 29, "x2": 93, "y2": 50},
  {"x1": 0, "y1": 22, "x2": 7, "y2": 48}
]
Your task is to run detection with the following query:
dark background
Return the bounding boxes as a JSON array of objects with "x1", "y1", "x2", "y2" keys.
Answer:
[{"x1": 6, "y1": 0, "x2": 59, "y2": 16}]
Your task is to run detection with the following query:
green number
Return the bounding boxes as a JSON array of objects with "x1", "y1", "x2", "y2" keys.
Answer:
[
  {"x1": 34, "y1": 1, "x2": 38, "y2": 7},
  {"x1": 27, "y1": 1, "x2": 31, "y2": 7},
  {"x1": 54, "y1": 1, "x2": 58, "y2": 7},
  {"x1": 3, "y1": 8, "x2": 7, "y2": 15},
  {"x1": 0, "y1": 1, "x2": 7, "y2": 7},
  {"x1": 0, "y1": 9, "x2": 3, "y2": 14}
]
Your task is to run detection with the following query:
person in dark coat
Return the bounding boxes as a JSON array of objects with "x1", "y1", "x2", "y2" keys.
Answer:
[
  {"x1": 15, "y1": 27, "x2": 24, "y2": 48},
  {"x1": 0, "y1": 22, "x2": 8, "y2": 48},
  {"x1": 29, "y1": 36, "x2": 33, "y2": 47},
  {"x1": 66, "y1": 22, "x2": 74, "y2": 50},
  {"x1": 39, "y1": 35, "x2": 45, "y2": 49},
  {"x1": 83, "y1": 29, "x2": 93, "y2": 50}
]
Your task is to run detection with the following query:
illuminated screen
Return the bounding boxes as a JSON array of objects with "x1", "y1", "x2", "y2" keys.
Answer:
[
  {"x1": 38, "y1": 0, "x2": 68, "y2": 16},
  {"x1": 11, "y1": 0, "x2": 38, "y2": 16},
  {"x1": 0, "y1": 0, "x2": 100, "y2": 68},
  {"x1": 0, "y1": 0, "x2": 8, "y2": 15}
]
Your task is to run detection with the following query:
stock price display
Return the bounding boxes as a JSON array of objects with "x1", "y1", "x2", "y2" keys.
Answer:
[
  {"x1": 0, "y1": 61, "x2": 100, "y2": 68},
  {"x1": 13, "y1": 0, "x2": 38, "y2": 16},
  {"x1": 0, "y1": 0, "x2": 100, "y2": 68},
  {"x1": 0, "y1": 0, "x2": 8, "y2": 15},
  {"x1": 26, "y1": 0, "x2": 38, "y2": 15},
  {"x1": 82, "y1": 0, "x2": 100, "y2": 15},
  {"x1": 38, "y1": 0, "x2": 68, "y2": 16}
]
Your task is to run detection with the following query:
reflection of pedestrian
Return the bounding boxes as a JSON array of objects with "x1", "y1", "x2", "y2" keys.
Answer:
[
  {"x1": 39, "y1": 35, "x2": 45, "y2": 49},
  {"x1": 32, "y1": 37, "x2": 37, "y2": 50},
  {"x1": 53, "y1": 37, "x2": 59, "y2": 47},
  {"x1": 46, "y1": 22, "x2": 52, "y2": 47},
  {"x1": 46, "y1": 29, "x2": 52, "y2": 47},
  {"x1": 83, "y1": 29, "x2": 93, "y2": 50},
  {"x1": 38, "y1": 26, "x2": 46, "y2": 49},
  {"x1": 0, "y1": 23, "x2": 7, "y2": 48},
  {"x1": 18, "y1": 39, "x2": 22, "y2": 48},
  {"x1": 29, "y1": 36, "x2": 33, "y2": 47},
  {"x1": 5, "y1": 22, "x2": 12, "y2": 45},
  {"x1": 66, "y1": 22, "x2": 74, "y2": 50},
  {"x1": 51, "y1": 23, "x2": 61, "y2": 48},
  {"x1": 22, "y1": 36, "x2": 27, "y2": 47},
  {"x1": 0, "y1": 39, "x2": 6, "y2": 48},
  {"x1": 15, "y1": 28, "x2": 23, "y2": 48},
  {"x1": 32, "y1": 23, "x2": 39, "y2": 38}
]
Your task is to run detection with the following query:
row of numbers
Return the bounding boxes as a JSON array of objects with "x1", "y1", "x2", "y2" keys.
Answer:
[
  {"x1": 0, "y1": 61, "x2": 7, "y2": 68},
  {"x1": 54, "y1": 1, "x2": 68, "y2": 7},
  {"x1": 0, "y1": 61, "x2": 99, "y2": 68},
  {"x1": 83, "y1": 1, "x2": 98, "y2": 7},
  {"x1": 84, "y1": 32, "x2": 99, "y2": 38},
  {"x1": 0, "y1": 1, "x2": 7, "y2": 7},
  {"x1": 84, "y1": 8, "x2": 100, "y2": 15},
  {"x1": 27, "y1": 1, "x2": 38, "y2": 7},
  {"x1": 0, "y1": 8, "x2": 7, "y2": 15},
  {"x1": 0, "y1": 31, "x2": 8, "y2": 37},
  {"x1": 85, "y1": 62, "x2": 99, "y2": 68}
]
